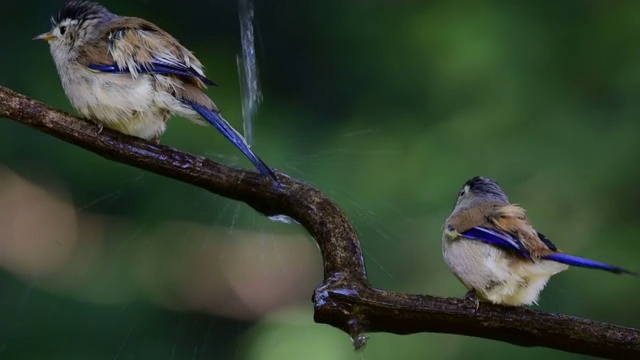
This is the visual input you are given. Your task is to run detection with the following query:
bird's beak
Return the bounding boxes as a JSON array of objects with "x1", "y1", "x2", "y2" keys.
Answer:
[{"x1": 33, "y1": 33, "x2": 56, "y2": 41}]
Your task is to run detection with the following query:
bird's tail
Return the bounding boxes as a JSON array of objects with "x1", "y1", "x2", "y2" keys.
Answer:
[
  {"x1": 189, "y1": 102, "x2": 276, "y2": 180},
  {"x1": 542, "y1": 253, "x2": 637, "y2": 275}
]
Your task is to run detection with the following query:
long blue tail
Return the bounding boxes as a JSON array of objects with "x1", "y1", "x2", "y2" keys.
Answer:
[
  {"x1": 189, "y1": 102, "x2": 276, "y2": 180},
  {"x1": 543, "y1": 253, "x2": 637, "y2": 275}
]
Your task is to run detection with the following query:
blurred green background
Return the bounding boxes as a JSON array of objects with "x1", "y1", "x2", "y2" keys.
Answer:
[{"x1": 1, "y1": 0, "x2": 639, "y2": 359}]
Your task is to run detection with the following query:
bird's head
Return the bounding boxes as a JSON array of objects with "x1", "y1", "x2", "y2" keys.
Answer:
[
  {"x1": 453, "y1": 176, "x2": 510, "y2": 210},
  {"x1": 33, "y1": 1, "x2": 114, "y2": 54}
]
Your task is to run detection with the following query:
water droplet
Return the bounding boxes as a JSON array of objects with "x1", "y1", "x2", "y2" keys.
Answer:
[
  {"x1": 351, "y1": 333, "x2": 368, "y2": 351},
  {"x1": 268, "y1": 215, "x2": 299, "y2": 224}
]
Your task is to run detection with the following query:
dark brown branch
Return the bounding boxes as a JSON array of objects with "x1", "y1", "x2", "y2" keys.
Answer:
[{"x1": 1, "y1": 86, "x2": 638, "y2": 358}]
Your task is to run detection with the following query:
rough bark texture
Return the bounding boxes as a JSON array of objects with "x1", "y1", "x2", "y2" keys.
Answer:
[{"x1": 1, "y1": 86, "x2": 638, "y2": 358}]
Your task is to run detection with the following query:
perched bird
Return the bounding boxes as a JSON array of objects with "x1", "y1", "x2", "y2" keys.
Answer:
[
  {"x1": 443, "y1": 176, "x2": 635, "y2": 306},
  {"x1": 33, "y1": 1, "x2": 275, "y2": 179}
]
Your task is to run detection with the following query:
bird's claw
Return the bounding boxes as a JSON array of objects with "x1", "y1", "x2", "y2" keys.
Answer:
[
  {"x1": 464, "y1": 290, "x2": 480, "y2": 312},
  {"x1": 83, "y1": 117, "x2": 103, "y2": 135}
]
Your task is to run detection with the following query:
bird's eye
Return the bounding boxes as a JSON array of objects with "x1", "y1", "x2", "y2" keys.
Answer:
[
  {"x1": 59, "y1": 26, "x2": 67, "y2": 35},
  {"x1": 458, "y1": 189, "x2": 466, "y2": 197}
]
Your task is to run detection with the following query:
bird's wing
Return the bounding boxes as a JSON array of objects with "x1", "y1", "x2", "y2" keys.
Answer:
[
  {"x1": 485, "y1": 204, "x2": 557, "y2": 258},
  {"x1": 449, "y1": 225, "x2": 531, "y2": 258},
  {"x1": 78, "y1": 17, "x2": 216, "y2": 87},
  {"x1": 448, "y1": 203, "x2": 556, "y2": 258}
]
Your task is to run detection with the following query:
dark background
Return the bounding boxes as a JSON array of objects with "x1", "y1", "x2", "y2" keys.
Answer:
[{"x1": 1, "y1": 1, "x2": 639, "y2": 359}]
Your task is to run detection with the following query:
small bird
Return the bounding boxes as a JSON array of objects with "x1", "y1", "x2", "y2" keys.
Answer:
[
  {"x1": 33, "y1": 1, "x2": 275, "y2": 179},
  {"x1": 443, "y1": 176, "x2": 635, "y2": 306}
]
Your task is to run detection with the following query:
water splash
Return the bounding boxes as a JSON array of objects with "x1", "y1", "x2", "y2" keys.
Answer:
[
  {"x1": 267, "y1": 215, "x2": 299, "y2": 224},
  {"x1": 237, "y1": 0, "x2": 262, "y2": 146}
]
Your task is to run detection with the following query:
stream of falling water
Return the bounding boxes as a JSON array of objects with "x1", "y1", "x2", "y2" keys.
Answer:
[{"x1": 237, "y1": 0, "x2": 262, "y2": 146}]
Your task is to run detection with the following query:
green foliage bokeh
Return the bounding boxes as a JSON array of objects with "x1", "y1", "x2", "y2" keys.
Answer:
[{"x1": 1, "y1": 1, "x2": 639, "y2": 359}]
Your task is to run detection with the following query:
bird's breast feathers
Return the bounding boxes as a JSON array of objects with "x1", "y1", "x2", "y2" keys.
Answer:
[
  {"x1": 58, "y1": 63, "x2": 177, "y2": 139},
  {"x1": 442, "y1": 238, "x2": 567, "y2": 305}
]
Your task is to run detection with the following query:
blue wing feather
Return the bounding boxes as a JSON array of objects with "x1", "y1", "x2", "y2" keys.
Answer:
[
  {"x1": 87, "y1": 64, "x2": 119, "y2": 72},
  {"x1": 542, "y1": 253, "x2": 637, "y2": 275},
  {"x1": 88, "y1": 63, "x2": 217, "y2": 86},
  {"x1": 455, "y1": 226, "x2": 531, "y2": 258},
  {"x1": 188, "y1": 102, "x2": 276, "y2": 179}
]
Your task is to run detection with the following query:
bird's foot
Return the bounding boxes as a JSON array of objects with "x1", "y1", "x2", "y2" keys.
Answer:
[
  {"x1": 464, "y1": 290, "x2": 480, "y2": 312},
  {"x1": 83, "y1": 117, "x2": 104, "y2": 135}
]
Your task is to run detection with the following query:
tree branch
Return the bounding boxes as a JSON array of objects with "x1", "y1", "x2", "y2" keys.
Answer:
[{"x1": 1, "y1": 86, "x2": 638, "y2": 358}]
